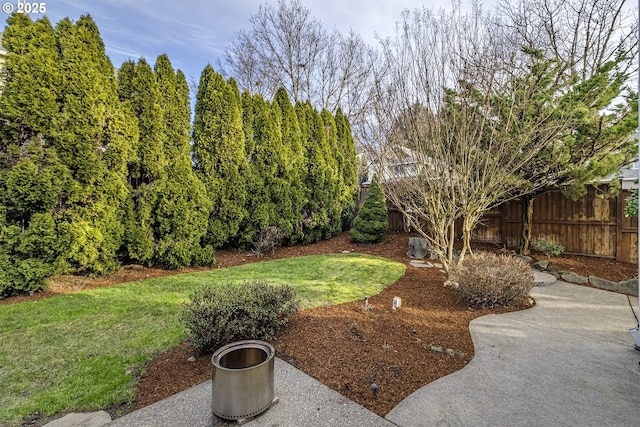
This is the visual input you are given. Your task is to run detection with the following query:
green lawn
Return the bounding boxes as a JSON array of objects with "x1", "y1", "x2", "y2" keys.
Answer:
[{"x1": 0, "y1": 253, "x2": 405, "y2": 425}]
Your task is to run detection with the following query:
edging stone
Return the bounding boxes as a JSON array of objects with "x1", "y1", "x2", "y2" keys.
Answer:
[
  {"x1": 618, "y1": 278, "x2": 639, "y2": 297},
  {"x1": 560, "y1": 272, "x2": 589, "y2": 285},
  {"x1": 588, "y1": 276, "x2": 619, "y2": 292}
]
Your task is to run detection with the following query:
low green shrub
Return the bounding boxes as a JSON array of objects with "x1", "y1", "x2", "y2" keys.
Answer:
[
  {"x1": 181, "y1": 279, "x2": 300, "y2": 354},
  {"x1": 535, "y1": 239, "x2": 565, "y2": 258},
  {"x1": 446, "y1": 252, "x2": 534, "y2": 308}
]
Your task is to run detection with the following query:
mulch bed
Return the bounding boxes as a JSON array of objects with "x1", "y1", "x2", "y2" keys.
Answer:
[{"x1": 3, "y1": 232, "x2": 636, "y2": 421}]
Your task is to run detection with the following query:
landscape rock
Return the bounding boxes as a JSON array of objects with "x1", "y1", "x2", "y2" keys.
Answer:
[
  {"x1": 617, "y1": 278, "x2": 638, "y2": 297},
  {"x1": 410, "y1": 260, "x2": 433, "y2": 268},
  {"x1": 532, "y1": 270, "x2": 557, "y2": 287},
  {"x1": 560, "y1": 272, "x2": 589, "y2": 285},
  {"x1": 407, "y1": 237, "x2": 430, "y2": 259},
  {"x1": 517, "y1": 255, "x2": 533, "y2": 264},
  {"x1": 532, "y1": 260, "x2": 549, "y2": 271},
  {"x1": 43, "y1": 411, "x2": 111, "y2": 427},
  {"x1": 588, "y1": 276, "x2": 618, "y2": 292}
]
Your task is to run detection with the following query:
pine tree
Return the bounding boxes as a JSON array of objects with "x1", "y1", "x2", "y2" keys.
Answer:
[
  {"x1": 350, "y1": 176, "x2": 388, "y2": 243},
  {"x1": 193, "y1": 65, "x2": 248, "y2": 247}
]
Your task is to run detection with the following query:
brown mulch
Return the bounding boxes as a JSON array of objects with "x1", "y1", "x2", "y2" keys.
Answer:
[{"x1": 3, "y1": 232, "x2": 637, "y2": 420}]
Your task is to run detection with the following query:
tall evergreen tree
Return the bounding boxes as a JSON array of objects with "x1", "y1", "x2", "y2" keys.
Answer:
[
  {"x1": 152, "y1": 54, "x2": 212, "y2": 268},
  {"x1": 335, "y1": 108, "x2": 359, "y2": 228},
  {"x1": 0, "y1": 14, "x2": 135, "y2": 294},
  {"x1": 193, "y1": 65, "x2": 248, "y2": 247},
  {"x1": 320, "y1": 110, "x2": 344, "y2": 236},
  {"x1": 296, "y1": 101, "x2": 334, "y2": 242},
  {"x1": 0, "y1": 14, "x2": 61, "y2": 140},
  {"x1": 273, "y1": 87, "x2": 306, "y2": 244},
  {"x1": 239, "y1": 93, "x2": 278, "y2": 247},
  {"x1": 53, "y1": 15, "x2": 132, "y2": 275},
  {"x1": 117, "y1": 58, "x2": 166, "y2": 264}
]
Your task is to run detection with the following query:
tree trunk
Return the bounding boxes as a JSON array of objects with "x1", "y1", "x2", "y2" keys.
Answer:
[{"x1": 518, "y1": 196, "x2": 535, "y2": 255}]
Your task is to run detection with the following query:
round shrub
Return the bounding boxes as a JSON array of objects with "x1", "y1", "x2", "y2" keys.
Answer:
[
  {"x1": 446, "y1": 252, "x2": 534, "y2": 308},
  {"x1": 180, "y1": 279, "x2": 300, "y2": 354}
]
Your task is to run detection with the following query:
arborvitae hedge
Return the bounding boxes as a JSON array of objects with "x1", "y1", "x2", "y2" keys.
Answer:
[{"x1": 0, "y1": 14, "x2": 360, "y2": 296}]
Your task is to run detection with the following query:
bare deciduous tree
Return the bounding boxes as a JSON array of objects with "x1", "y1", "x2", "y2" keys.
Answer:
[
  {"x1": 224, "y1": 0, "x2": 377, "y2": 128},
  {"x1": 368, "y1": 4, "x2": 585, "y2": 273}
]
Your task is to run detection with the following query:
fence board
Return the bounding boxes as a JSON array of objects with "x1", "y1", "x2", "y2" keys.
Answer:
[{"x1": 374, "y1": 184, "x2": 638, "y2": 263}]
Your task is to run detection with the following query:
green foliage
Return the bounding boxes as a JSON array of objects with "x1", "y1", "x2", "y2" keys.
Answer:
[
  {"x1": 193, "y1": 65, "x2": 248, "y2": 247},
  {"x1": 335, "y1": 108, "x2": 359, "y2": 228},
  {"x1": 447, "y1": 252, "x2": 534, "y2": 308},
  {"x1": 0, "y1": 13, "x2": 361, "y2": 294},
  {"x1": 296, "y1": 102, "x2": 335, "y2": 242},
  {"x1": 0, "y1": 14, "x2": 135, "y2": 287},
  {"x1": 239, "y1": 93, "x2": 280, "y2": 246},
  {"x1": 350, "y1": 176, "x2": 388, "y2": 243},
  {"x1": 151, "y1": 55, "x2": 212, "y2": 269},
  {"x1": 0, "y1": 213, "x2": 63, "y2": 296},
  {"x1": 181, "y1": 280, "x2": 300, "y2": 354},
  {"x1": 273, "y1": 88, "x2": 306, "y2": 244},
  {"x1": 0, "y1": 14, "x2": 61, "y2": 138},
  {"x1": 535, "y1": 239, "x2": 565, "y2": 258},
  {"x1": 625, "y1": 187, "x2": 638, "y2": 218}
]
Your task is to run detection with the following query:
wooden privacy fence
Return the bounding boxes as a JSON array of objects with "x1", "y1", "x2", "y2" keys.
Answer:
[{"x1": 373, "y1": 184, "x2": 638, "y2": 264}]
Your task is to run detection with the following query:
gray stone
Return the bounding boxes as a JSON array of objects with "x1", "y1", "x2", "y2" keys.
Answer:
[
  {"x1": 43, "y1": 411, "x2": 111, "y2": 427},
  {"x1": 533, "y1": 270, "x2": 557, "y2": 287},
  {"x1": 560, "y1": 272, "x2": 589, "y2": 285},
  {"x1": 588, "y1": 276, "x2": 618, "y2": 292},
  {"x1": 407, "y1": 237, "x2": 430, "y2": 259},
  {"x1": 533, "y1": 260, "x2": 549, "y2": 271},
  {"x1": 617, "y1": 278, "x2": 638, "y2": 296},
  {"x1": 517, "y1": 255, "x2": 533, "y2": 264},
  {"x1": 410, "y1": 260, "x2": 433, "y2": 268}
]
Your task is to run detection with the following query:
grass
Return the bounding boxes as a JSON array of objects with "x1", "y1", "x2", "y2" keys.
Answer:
[{"x1": 0, "y1": 254, "x2": 405, "y2": 425}]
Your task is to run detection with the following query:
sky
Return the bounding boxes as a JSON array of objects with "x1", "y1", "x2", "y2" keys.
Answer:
[{"x1": 0, "y1": 0, "x2": 481, "y2": 83}]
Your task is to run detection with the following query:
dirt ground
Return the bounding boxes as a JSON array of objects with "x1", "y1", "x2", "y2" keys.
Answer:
[{"x1": 3, "y1": 232, "x2": 637, "y2": 421}]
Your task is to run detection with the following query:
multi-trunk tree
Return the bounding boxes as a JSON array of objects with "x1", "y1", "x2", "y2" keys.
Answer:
[{"x1": 370, "y1": 4, "x2": 634, "y2": 273}]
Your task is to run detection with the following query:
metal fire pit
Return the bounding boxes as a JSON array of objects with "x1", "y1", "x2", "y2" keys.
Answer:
[{"x1": 211, "y1": 340, "x2": 276, "y2": 421}]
